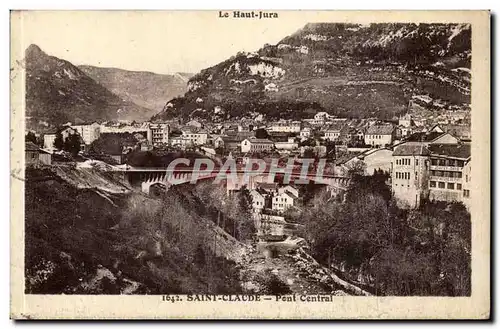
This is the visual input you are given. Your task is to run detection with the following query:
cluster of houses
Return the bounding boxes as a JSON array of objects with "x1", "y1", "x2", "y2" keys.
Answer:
[
  {"x1": 29, "y1": 106, "x2": 471, "y2": 162},
  {"x1": 336, "y1": 124, "x2": 471, "y2": 209},
  {"x1": 248, "y1": 183, "x2": 301, "y2": 237},
  {"x1": 26, "y1": 107, "x2": 472, "y2": 212}
]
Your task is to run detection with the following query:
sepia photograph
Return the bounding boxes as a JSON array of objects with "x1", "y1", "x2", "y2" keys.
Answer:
[{"x1": 10, "y1": 10, "x2": 490, "y2": 319}]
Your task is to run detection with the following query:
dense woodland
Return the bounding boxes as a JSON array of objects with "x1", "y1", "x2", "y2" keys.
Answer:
[{"x1": 298, "y1": 171, "x2": 471, "y2": 296}]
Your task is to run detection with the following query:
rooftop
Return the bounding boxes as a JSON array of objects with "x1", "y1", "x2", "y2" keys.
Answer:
[
  {"x1": 393, "y1": 144, "x2": 431, "y2": 156},
  {"x1": 405, "y1": 131, "x2": 445, "y2": 142},
  {"x1": 428, "y1": 143, "x2": 471, "y2": 159},
  {"x1": 365, "y1": 124, "x2": 394, "y2": 135},
  {"x1": 247, "y1": 138, "x2": 274, "y2": 144},
  {"x1": 25, "y1": 141, "x2": 41, "y2": 152}
]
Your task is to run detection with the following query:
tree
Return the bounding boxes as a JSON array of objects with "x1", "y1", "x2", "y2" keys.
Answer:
[
  {"x1": 324, "y1": 140, "x2": 336, "y2": 159},
  {"x1": 236, "y1": 186, "x2": 256, "y2": 242},
  {"x1": 53, "y1": 132, "x2": 64, "y2": 150},
  {"x1": 64, "y1": 133, "x2": 82, "y2": 157},
  {"x1": 25, "y1": 131, "x2": 38, "y2": 145},
  {"x1": 254, "y1": 128, "x2": 269, "y2": 139}
]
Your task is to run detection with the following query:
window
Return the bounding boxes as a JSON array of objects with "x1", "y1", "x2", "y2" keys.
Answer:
[
  {"x1": 430, "y1": 181, "x2": 436, "y2": 188},
  {"x1": 465, "y1": 175, "x2": 468, "y2": 182},
  {"x1": 416, "y1": 159, "x2": 419, "y2": 166},
  {"x1": 408, "y1": 158, "x2": 411, "y2": 165},
  {"x1": 463, "y1": 189, "x2": 470, "y2": 197},
  {"x1": 431, "y1": 159, "x2": 438, "y2": 165},
  {"x1": 408, "y1": 173, "x2": 411, "y2": 180},
  {"x1": 456, "y1": 172, "x2": 463, "y2": 178},
  {"x1": 447, "y1": 183, "x2": 454, "y2": 190},
  {"x1": 457, "y1": 183, "x2": 462, "y2": 190},
  {"x1": 438, "y1": 182, "x2": 445, "y2": 189}
]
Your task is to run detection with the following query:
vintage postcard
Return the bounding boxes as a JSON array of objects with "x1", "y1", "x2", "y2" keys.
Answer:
[{"x1": 10, "y1": 10, "x2": 490, "y2": 319}]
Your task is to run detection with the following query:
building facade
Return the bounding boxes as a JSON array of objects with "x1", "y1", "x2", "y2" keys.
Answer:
[
  {"x1": 392, "y1": 142, "x2": 471, "y2": 209},
  {"x1": 364, "y1": 124, "x2": 395, "y2": 147},
  {"x1": 391, "y1": 144, "x2": 431, "y2": 208},
  {"x1": 147, "y1": 123, "x2": 170, "y2": 146},
  {"x1": 241, "y1": 138, "x2": 274, "y2": 153},
  {"x1": 268, "y1": 120, "x2": 301, "y2": 133},
  {"x1": 72, "y1": 122, "x2": 101, "y2": 145},
  {"x1": 427, "y1": 144, "x2": 471, "y2": 204},
  {"x1": 272, "y1": 191, "x2": 296, "y2": 213},
  {"x1": 25, "y1": 142, "x2": 52, "y2": 166}
]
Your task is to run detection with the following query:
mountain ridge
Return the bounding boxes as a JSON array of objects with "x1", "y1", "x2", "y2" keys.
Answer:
[
  {"x1": 152, "y1": 23, "x2": 471, "y2": 122},
  {"x1": 25, "y1": 44, "x2": 155, "y2": 131},
  {"x1": 79, "y1": 65, "x2": 191, "y2": 113}
]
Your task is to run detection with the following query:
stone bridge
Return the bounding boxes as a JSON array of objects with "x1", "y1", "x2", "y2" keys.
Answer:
[{"x1": 113, "y1": 166, "x2": 351, "y2": 195}]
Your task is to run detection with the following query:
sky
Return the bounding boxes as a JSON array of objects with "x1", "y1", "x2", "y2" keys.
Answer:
[{"x1": 17, "y1": 11, "x2": 310, "y2": 74}]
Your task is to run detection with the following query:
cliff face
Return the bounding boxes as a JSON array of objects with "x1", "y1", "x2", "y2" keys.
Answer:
[{"x1": 152, "y1": 23, "x2": 471, "y2": 122}]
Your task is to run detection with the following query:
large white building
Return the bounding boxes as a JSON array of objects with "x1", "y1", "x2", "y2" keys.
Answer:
[
  {"x1": 272, "y1": 191, "x2": 297, "y2": 213},
  {"x1": 71, "y1": 122, "x2": 101, "y2": 145},
  {"x1": 241, "y1": 138, "x2": 274, "y2": 153},
  {"x1": 392, "y1": 144, "x2": 431, "y2": 208},
  {"x1": 147, "y1": 123, "x2": 169, "y2": 146},
  {"x1": 365, "y1": 124, "x2": 395, "y2": 147},
  {"x1": 181, "y1": 130, "x2": 208, "y2": 146},
  {"x1": 427, "y1": 144, "x2": 471, "y2": 205},
  {"x1": 274, "y1": 137, "x2": 299, "y2": 151},
  {"x1": 391, "y1": 142, "x2": 471, "y2": 209},
  {"x1": 250, "y1": 190, "x2": 266, "y2": 213},
  {"x1": 267, "y1": 120, "x2": 301, "y2": 133}
]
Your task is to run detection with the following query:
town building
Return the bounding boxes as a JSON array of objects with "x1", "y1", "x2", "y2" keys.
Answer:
[
  {"x1": 43, "y1": 133, "x2": 56, "y2": 150},
  {"x1": 249, "y1": 190, "x2": 266, "y2": 213},
  {"x1": 272, "y1": 191, "x2": 297, "y2": 213},
  {"x1": 258, "y1": 214, "x2": 286, "y2": 236},
  {"x1": 181, "y1": 130, "x2": 208, "y2": 146},
  {"x1": 299, "y1": 127, "x2": 311, "y2": 141},
  {"x1": 147, "y1": 123, "x2": 169, "y2": 146},
  {"x1": 25, "y1": 142, "x2": 52, "y2": 166},
  {"x1": 398, "y1": 113, "x2": 416, "y2": 128},
  {"x1": 43, "y1": 126, "x2": 80, "y2": 150},
  {"x1": 323, "y1": 125, "x2": 343, "y2": 142},
  {"x1": 278, "y1": 185, "x2": 299, "y2": 198},
  {"x1": 71, "y1": 122, "x2": 101, "y2": 145},
  {"x1": 267, "y1": 120, "x2": 301, "y2": 133},
  {"x1": 427, "y1": 143, "x2": 471, "y2": 204},
  {"x1": 274, "y1": 137, "x2": 299, "y2": 151},
  {"x1": 391, "y1": 144, "x2": 431, "y2": 208},
  {"x1": 391, "y1": 142, "x2": 471, "y2": 208},
  {"x1": 100, "y1": 122, "x2": 149, "y2": 134},
  {"x1": 241, "y1": 138, "x2": 274, "y2": 153},
  {"x1": 462, "y1": 160, "x2": 472, "y2": 209},
  {"x1": 311, "y1": 112, "x2": 332, "y2": 125},
  {"x1": 169, "y1": 136, "x2": 193, "y2": 149},
  {"x1": 342, "y1": 148, "x2": 393, "y2": 176},
  {"x1": 364, "y1": 124, "x2": 395, "y2": 147}
]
